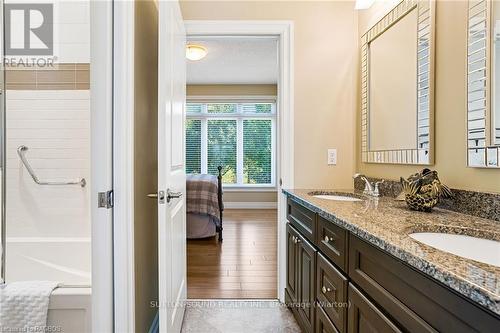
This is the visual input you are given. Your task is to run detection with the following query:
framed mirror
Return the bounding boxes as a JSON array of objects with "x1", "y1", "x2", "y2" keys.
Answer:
[
  {"x1": 467, "y1": 0, "x2": 500, "y2": 168},
  {"x1": 361, "y1": 0, "x2": 435, "y2": 165}
]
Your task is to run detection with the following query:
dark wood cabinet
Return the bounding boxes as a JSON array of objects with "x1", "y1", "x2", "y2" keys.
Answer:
[
  {"x1": 285, "y1": 195, "x2": 500, "y2": 333},
  {"x1": 348, "y1": 234, "x2": 500, "y2": 333},
  {"x1": 347, "y1": 284, "x2": 401, "y2": 333}
]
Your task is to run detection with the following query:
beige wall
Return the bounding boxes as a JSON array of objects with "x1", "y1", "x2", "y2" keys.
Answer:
[
  {"x1": 356, "y1": 0, "x2": 500, "y2": 193},
  {"x1": 187, "y1": 84, "x2": 277, "y2": 96},
  {"x1": 181, "y1": 0, "x2": 359, "y2": 190},
  {"x1": 223, "y1": 191, "x2": 278, "y2": 203},
  {"x1": 134, "y1": 0, "x2": 159, "y2": 331}
]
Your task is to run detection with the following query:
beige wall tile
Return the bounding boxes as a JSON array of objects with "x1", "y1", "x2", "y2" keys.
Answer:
[
  {"x1": 37, "y1": 83, "x2": 76, "y2": 90},
  {"x1": 76, "y1": 70, "x2": 90, "y2": 83},
  {"x1": 6, "y1": 83, "x2": 37, "y2": 90},
  {"x1": 37, "y1": 70, "x2": 76, "y2": 84},
  {"x1": 76, "y1": 82, "x2": 90, "y2": 90},
  {"x1": 5, "y1": 63, "x2": 89, "y2": 90},
  {"x1": 6, "y1": 70, "x2": 36, "y2": 84}
]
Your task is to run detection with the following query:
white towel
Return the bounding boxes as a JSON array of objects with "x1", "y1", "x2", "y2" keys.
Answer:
[{"x1": 0, "y1": 281, "x2": 60, "y2": 331}]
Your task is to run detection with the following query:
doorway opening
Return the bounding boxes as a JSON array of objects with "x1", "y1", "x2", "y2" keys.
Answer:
[{"x1": 184, "y1": 35, "x2": 280, "y2": 299}]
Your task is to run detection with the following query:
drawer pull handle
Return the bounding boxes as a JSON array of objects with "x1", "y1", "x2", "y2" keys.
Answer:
[
  {"x1": 322, "y1": 286, "x2": 332, "y2": 294},
  {"x1": 295, "y1": 237, "x2": 301, "y2": 244}
]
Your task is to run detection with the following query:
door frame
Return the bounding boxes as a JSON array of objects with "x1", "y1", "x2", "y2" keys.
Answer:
[
  {"x1": 90, "y1": 1, "x2": 114, "y2": 332},
  {"x1": 185, "y1": 20, "x2": 295, "y2": 303},
  {"x1": 112, "y1": 0, "x2": 136, "y2": 332}
]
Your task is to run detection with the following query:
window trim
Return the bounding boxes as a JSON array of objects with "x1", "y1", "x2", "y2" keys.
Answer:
[
  {"x1": 188, "y1": 95, "x2": 277, "y2": 103},
  {"x1": 186, "y1": 98, "x2": 277, "y2": 188}
]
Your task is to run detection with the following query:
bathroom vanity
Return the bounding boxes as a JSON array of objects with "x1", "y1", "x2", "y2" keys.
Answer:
[{"x1": 283, "y1": 190, "x2": 500, "y2": 333}]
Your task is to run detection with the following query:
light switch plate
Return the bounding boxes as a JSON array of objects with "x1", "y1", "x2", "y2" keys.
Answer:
[{"x1": 328, "y1": 149, "x2": 337, "y2": 165}]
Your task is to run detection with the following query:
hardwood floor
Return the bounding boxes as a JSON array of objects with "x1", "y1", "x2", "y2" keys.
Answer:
[{"x1": 187, "y1": 209, "x2": 277, "y2": 299}]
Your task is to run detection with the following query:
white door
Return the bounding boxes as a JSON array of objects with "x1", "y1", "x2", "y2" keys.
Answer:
[{"x1": 158, "y1": 1, "x2": 187, "y2": 332}]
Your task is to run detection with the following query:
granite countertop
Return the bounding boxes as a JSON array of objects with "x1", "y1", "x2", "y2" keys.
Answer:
[{"x1": 283, "y1": 189, "x2": 500, "y2": 315}]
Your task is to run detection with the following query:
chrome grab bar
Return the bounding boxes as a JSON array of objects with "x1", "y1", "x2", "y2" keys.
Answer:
[{"x1": 17, "y1": 145, "x2": 86, "y2": 187}]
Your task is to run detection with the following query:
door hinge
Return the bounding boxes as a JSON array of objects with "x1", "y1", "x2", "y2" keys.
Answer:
[{"x1": 98, "y1": 190, "x2": 114, "y2": 209}]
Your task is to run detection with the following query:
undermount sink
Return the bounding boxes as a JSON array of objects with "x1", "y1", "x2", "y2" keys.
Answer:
[
  {"x1": 409, "y1": 232, "x2": 500, "y2": 267},
  {"x1": 309, "y1": 192, "x2": 363, "y2": 202}
]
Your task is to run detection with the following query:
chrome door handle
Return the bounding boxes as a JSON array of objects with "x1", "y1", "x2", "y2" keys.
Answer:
[
  {"x1": 167, "y1": 189, "x2": 182, "y2": 203},
  {"x1": 147, "y1": 193, "x2": 158, "y2": 198}
]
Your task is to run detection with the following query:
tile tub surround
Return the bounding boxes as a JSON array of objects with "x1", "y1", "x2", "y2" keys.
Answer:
[
  {"x1": 283, "y1": 189, "x2": 500, "y2": 315},
  {"x1": 354, "y1": 176, "x2": 500, "y2": 222},
  {"x1": 181, "y1": 300, "x2": 300, "y2": 333}
]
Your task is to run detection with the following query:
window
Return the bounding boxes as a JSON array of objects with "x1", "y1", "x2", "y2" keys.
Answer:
[{"x1": 186, "y1": 101, "x2": 276, "y2": 187}]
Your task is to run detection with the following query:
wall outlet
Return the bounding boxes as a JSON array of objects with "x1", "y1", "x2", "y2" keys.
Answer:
[{"x1": 328, "y1": 149, "x2": 337, "y2": 165}]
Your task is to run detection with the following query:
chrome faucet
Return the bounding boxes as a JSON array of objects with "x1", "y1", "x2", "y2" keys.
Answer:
[{"x1": 353, "y1": 173, "x2": 384, "y2": 197}]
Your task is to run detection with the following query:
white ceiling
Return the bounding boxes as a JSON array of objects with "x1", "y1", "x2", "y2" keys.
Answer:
[{"x1": 186, "y1": 37, "x2": 278, "y2": 85}]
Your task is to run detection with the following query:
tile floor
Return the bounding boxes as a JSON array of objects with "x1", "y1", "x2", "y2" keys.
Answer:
[{"x1": 181, "y1": 300, "x2": 301, "y2": 333}]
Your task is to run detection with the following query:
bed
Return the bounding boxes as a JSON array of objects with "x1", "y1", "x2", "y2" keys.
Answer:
[{"x1": 186, "y1": 166, "x2": 224, "y2": 241}]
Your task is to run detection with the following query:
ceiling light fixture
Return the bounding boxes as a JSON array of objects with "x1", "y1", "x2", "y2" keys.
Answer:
[
  {"x1": 186, "y1": 44, "x2": 207, "y2": 61},
  {"x1": 355, "y1": 0, "x2": 376, "y2": 10}
]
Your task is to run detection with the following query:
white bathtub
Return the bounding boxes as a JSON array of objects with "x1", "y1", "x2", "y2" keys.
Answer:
[{"x1": 5, "y1": 237, "x2": 92, "y2": 332}]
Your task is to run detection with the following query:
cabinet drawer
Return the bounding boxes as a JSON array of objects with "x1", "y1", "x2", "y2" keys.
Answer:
[
  {"x1": 316, "y1": 253, "x2": 347, "y2": 333},
  {"x1": 287, "y1": 197, "x2": 316, "y2": 242},
  {"x1": 349, "y1": 234, "x2": 500, "y2": 332},
  {"x1": 348, "y1": 284, "x2": 402, "y2": 333},
  {"x1": 316, "y1": 217, "x2": 348, "y2": 272},
  {"x1": 316, "y1": 304, "x2": 340, "y2": 333}
]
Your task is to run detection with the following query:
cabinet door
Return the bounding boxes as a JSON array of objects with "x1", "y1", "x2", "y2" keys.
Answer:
[
  {"x1": 348, "y1": 284, "x2": 402, "y2": 333},
  {"x1": 286, "y1": 223, "x2": 300, "y2": 304},
  {"x1": 297, "y1": 233, "x2": 317, "y2": 333}
]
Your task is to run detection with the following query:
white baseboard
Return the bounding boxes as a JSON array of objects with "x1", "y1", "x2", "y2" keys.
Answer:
[{"x1": 224, "y1": 202, "x2": 278, "y2": 209}]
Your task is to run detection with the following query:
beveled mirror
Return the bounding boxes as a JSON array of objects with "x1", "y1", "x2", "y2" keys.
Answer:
[
  {"x1": 361, "y1": 0, "x2": 435, "y2": 164},
  {"x1": 467, "y1": 0, "x2": 500, "y2": 167}
]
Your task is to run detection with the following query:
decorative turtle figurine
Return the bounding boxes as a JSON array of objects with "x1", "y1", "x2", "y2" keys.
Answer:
[{"x1": 398, "y1": 168, "x2": 452, "y2": 212}]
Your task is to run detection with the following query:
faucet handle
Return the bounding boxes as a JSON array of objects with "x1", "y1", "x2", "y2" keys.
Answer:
[{"x1": 373, "y1": 180, "x2": 384, "y2": 197}]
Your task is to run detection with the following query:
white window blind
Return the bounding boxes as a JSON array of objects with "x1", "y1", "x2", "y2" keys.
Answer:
[
  {"x1": 207, "y1": 119, "x2": 237, "y2": 184},
  {"x1": 243, "y1": 119, "x2": 272, "y2": 184},
  {"x1": 186, "y1": 119, "x2": 202, "y2": 174},
  {"x1": 185, "y1": 100, "x2": 276, "y2": 187}
]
